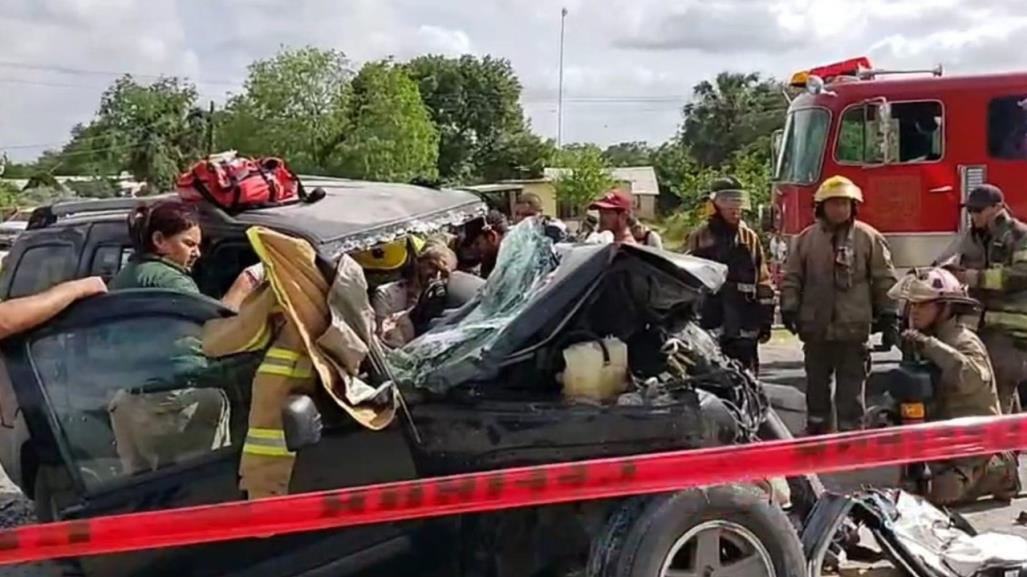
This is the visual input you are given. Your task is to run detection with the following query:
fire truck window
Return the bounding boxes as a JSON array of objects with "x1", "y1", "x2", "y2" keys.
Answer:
[
  {"x1": 775, "y1": 108, "x2": 829, "y2": 184},
  {"x1": 988, "y1": 96, "x2": 1027, "y2": 160},
  {"x1": 836, "y1": 101, "x2": 943, "y2": 164}
]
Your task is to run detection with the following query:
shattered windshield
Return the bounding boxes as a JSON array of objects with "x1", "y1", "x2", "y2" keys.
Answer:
[
  {"x1": 388, "y1": 218, "x2": 558, "y2": 393},
  {"x1": 774, "y1": 107, "x2": 830, "y2": 185}
]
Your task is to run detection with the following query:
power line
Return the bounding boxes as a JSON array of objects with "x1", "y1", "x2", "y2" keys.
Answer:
[{"x1": 0, "y1": 60, "x2": 244, "y2": 88}]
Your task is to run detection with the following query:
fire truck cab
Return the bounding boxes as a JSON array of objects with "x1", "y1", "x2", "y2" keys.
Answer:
[{"x1": 770, "y1": 57, "x2": 1027, "y2": 268}]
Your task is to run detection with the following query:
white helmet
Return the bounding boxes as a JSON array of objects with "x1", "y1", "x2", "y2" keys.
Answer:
[{"x1": 887, "y1": 267, "x2": 979, "y2": 306}]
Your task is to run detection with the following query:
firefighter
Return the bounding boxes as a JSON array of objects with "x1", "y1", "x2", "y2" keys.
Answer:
[
  {"x1": 464, "y1": 210, "x2": 510, "y2": 278},
  {"x1": 780, "y1": 175, "x2": 899, "y2": 434},
  {"x1": 944, "y1": 184, "x2": 1027, "y2": 414},
  {"x1": 888, "y1": 267, "x2": 1021, "y2": 505},
  {"x1": 686, "y1": 177, "x2": 774, "y2": 373}
]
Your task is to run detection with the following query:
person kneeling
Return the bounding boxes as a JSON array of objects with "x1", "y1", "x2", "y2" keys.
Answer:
[{"x1": 889, "y1": 267, "x2": 1021, "y2": 506}]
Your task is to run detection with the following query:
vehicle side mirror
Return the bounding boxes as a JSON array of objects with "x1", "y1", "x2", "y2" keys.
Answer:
[
  {"x1": 282, "y1": 394, "x2": 323, "y2": 452},
  {"x1": 758, "y1": 204, "x2": 775, "y2": 233},
  {"x1": 770, "y1": 129, "x2": 784, "y2": 168}
]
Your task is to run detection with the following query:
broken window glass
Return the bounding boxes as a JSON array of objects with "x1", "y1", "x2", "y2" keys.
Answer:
[{"x1": 388, "y1": 218, "x2": 558, "y2": 393}]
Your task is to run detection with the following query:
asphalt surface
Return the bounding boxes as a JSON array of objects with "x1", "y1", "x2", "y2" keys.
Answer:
[{"x1": 0, "y1": 336, "x2": 1024, "y2": 576}]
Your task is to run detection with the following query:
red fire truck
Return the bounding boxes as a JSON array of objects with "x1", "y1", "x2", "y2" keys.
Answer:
[{"x1": 769, "y1": 57, "x2": 1027, "y2": 269}]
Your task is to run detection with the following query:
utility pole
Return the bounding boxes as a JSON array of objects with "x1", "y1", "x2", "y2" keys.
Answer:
[
  {"x1": 206, "y1": 100, "x2": 216, "y2": 155},
  {"x1": 557, "y1": 7, "x2": 568, "y2": 148}
]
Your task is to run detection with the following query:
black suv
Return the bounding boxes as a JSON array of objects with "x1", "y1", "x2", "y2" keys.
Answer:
[{"x1": 0, "y1": 178, "x2": 820, "y2": 577}]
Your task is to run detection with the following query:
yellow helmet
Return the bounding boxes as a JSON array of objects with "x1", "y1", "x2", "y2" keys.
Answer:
[
  {"x1": 351, "y1": 235, "x2": 426, "y2": 271},
  {"x1": 814, "y1": 176, "x2": 863, "y2": 204}
]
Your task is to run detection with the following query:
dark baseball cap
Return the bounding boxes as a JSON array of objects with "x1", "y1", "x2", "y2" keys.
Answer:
[
  {"x1": 463, "y1": 210, "x2": 509, "y2": 244},
  {"x1": 962, "y1": 184, "x2": 1005, "y2": 209}
]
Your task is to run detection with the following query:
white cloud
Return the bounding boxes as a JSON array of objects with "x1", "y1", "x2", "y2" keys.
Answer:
[
  {"x1": 2, "y1": 0, "x2": 1027, "y2": 161},
  {"x1": 416, "y1": 25, "x2": 473, "y2": 56}
]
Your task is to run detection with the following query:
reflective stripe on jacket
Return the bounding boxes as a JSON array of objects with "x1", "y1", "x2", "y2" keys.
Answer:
[
  {"x1": 957, "y1": 212, "x2": 1027, "y2": 340},
  {"x1": 780, "y1": 219, "x2": 898, "y2": 342}
]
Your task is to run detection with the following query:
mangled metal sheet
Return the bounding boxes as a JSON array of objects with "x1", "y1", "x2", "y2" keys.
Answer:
[
  {"x1": 802, "y1": 489, "x2": 1027, "y2": 577},
  {"x1": 388, "y1": 218, "x2": 558, "y2": 393},
  {"x1": 388, "y1": 219, "x2": 728, "y2": 393}
]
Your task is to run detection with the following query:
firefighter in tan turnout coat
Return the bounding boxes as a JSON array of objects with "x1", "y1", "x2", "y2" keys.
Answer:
[
  {"x1": 888, "y1": 267, "x2": 1020, "y2": 505},
  {"x1": 780, "y1": 176, "x2": 899, "y2": 434}
]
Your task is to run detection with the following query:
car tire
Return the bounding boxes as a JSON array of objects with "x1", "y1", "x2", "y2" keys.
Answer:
[{"x1": 589, "y1": 485, "x2": 806, "y2": 577}]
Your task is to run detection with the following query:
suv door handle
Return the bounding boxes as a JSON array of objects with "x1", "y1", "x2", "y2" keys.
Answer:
[{"x1": 929, "y1": 185, "x2": 954, "y2": 193}]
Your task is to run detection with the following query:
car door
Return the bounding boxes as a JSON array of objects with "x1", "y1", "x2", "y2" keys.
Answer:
[{"x1": 2, "y1": 290, "x2": 427, "y2": 577}]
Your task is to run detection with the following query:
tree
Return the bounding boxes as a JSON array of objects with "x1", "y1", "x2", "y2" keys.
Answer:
[
  {"x1": 476, "y1": 131, "x2": 556, "y2": 182},
  {"x1": 220, "y1": 47, "x2": 352, "y2": 173},
  {"x1": 602, "y1": 141, "x2": 654, "y2": 167},
  {"x1": 552, "y1": 146, "x2": 613, "y2": 216},
  {"x1": 404, "y1": 55, "x2": 541, "y2": 182},
  {"x1": 330, "y1": 61, "x2": 439, "y2": 182},
  {"x1": 0, "y1": 181, "x2": 18, "y2": 208},
  {"x1": 59, "y1": 76, "x2": 206, "y2": 189},
  {"x1": 679, "y1": 72, "x2": 787, "y2": 167},
  {"x1": 66, "y1": 178, "x2": 121, "y2": 199}
]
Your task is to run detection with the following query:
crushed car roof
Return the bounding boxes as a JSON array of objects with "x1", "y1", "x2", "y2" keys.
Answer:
[
  {"x1": 235, "y1": 178, "x2": 486, "y2": 255},
  {"x1": 391, "y1": 224, "x2": 728, "y2": 392},
  {"x1": 30, "y1": 177, "x2": 487, "y2": 256}
]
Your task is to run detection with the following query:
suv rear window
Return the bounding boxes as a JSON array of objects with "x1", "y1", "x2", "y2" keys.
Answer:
[{"x1": 9, "y1": 244, "x2": 78, "y2": 298}]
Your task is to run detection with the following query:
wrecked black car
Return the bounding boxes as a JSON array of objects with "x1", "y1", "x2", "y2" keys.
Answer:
[{"x1": 0, "y1": 180, "x2": 818, "y2": 577}]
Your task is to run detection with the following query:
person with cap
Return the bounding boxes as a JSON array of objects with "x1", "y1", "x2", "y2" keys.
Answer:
[
  {"x1": 589, "y1": 189, "x2": 637, "y2": 245},
  {"x1": 888, "y1": 267, "x2": 1020, "y2": 505},
  {"x1": 629, "y1": 215, "x2": 663, "y2": 249},
  {"x1": 513, "y1": 193, "x2": 544, "y2": 224},
  {"x1": 941, "y1": 183, "x2": 1027, "y2": 414},
  {"x1": 464, "y1": 210, "x2": 510, "y2": 278},
  {"x1": 780, "y1": 175, "x2": 899, "y2": 434},
  {"x1": 577, "y1": 212, "x2": 600, "y2": 242},
  {"x1": 685, "y1": 176, "x2": 774, "y2": 372}
]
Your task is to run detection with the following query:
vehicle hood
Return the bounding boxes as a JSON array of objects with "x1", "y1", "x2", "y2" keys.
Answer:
[{"x1": 389, "y1": 219, "x2": 726, "y2": 392}]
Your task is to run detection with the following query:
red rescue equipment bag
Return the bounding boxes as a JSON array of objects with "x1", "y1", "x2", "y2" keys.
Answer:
[{"x1": 177, "y1": 152, "x2": 312, "y2": 213}]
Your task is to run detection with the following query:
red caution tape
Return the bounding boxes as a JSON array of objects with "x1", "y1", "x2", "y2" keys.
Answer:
[{"x1": 1, "y1": 414, "x2": 1026, "y2": 565}]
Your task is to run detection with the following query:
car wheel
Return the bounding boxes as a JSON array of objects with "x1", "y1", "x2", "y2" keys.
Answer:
[{"x1": 589, "y1": 485, "x2": 806, "y2": 577}]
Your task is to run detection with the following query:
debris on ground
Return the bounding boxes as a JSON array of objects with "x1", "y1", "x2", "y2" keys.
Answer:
[{"x1": 806, "y1": 489, "x2": 1027, "y2": 577}]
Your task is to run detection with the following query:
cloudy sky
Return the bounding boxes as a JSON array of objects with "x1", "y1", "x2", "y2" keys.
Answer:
[{"x1": 2, "y1": 0, "x2": 1026, "y2": 162}]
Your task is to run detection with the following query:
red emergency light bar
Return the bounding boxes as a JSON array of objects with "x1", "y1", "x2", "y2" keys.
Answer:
[{"x1": 790, "y1": 57, "x2": 873, "y2": 87}]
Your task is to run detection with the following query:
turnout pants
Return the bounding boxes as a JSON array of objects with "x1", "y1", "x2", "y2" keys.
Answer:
[
  {"x1": 927, "y1": 452, "x2": 1021, "y2": 506},
  {"x1": 721, "y1": 337, "x2": 759, "y2": 374},
  {"x1": 240, "y1": 322, "x2": 317, "y2": 499},
  {"x1": 803, "y1": 340, "x2": 869, "y2": 433},
  {"x1": 981, "y1": 330, "x2": 1026, "y2": 415}
]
